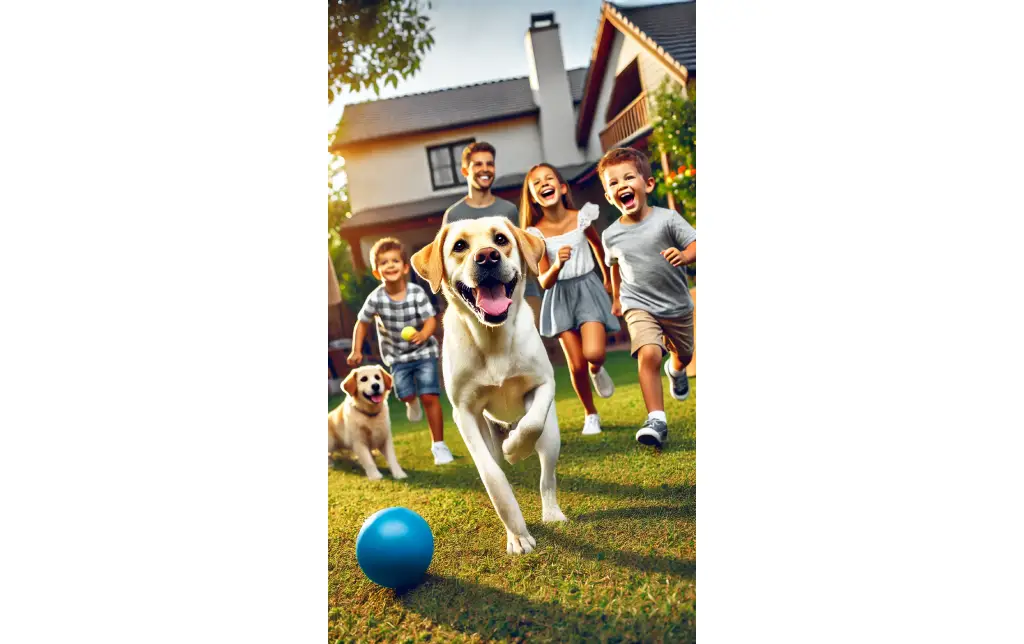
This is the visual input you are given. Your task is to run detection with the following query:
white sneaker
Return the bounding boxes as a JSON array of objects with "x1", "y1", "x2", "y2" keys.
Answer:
[
  {"x1": 590, "y1": 366, "x2": 615, "y2": 398},
  {"x1": 582, "y1": 414, "x2": 602, "y2": 435},
  {"x1": 431, "y1": 441, "x2": 454, "y2": 465},
  {"x1": 406, "y1": 399, "x2": 423, "y2": 422}
]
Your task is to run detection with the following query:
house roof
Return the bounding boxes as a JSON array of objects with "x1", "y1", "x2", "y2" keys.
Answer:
[
  {"x1": 337, "y1": 192, "x2": 459, "y2": 232},
  {"x1": 613, "y1": 1, "x2": 696, "y2": 74},
  {"x1": 576, "y1": 1, "x2": 696, "y2": 146},
  {"x1": 331, "y1": 67, "x2": 589, "y2": 149},
  {"x1": 338, "y1": 160, "x2": 596, "y2": 233}
]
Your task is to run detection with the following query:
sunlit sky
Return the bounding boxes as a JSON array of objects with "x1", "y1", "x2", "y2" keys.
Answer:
[{"x1": 328, "y1": 0, "x2": 682, "y2": 184}]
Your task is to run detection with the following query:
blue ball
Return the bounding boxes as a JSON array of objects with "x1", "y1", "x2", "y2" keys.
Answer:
[{"x1": 356, "y1": 507, "x2": 434, "y2": 588}]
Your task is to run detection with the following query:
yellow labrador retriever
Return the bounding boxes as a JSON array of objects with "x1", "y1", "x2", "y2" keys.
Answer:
[
  {"x1": 328, "y1": 365, "x2": 407, "y2": 481},
  {"x1": 412, "y1": 216, "x2": 566, "y2": 554}
]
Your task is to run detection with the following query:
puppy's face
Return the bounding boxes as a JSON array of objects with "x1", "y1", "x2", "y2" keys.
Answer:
[
  {"x1": 412, "y1": 217, "x2": 545, "y2": 327},
  {"x1": 341, "y1": 365, "x2": 393, "y2": 410}
]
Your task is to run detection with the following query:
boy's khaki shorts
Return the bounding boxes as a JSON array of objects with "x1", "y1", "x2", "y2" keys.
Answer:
[{"x1": 624, "y1": 309, "x2": 695, "y2": 359}]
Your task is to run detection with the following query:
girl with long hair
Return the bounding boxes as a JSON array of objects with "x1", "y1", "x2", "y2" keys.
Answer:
[{"x1": 520, "y1": 163, "x2": 620, "y2": 436}]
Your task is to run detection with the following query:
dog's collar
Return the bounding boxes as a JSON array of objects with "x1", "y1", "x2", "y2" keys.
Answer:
[{"x1": 349, "y1": 399, "x2": 383, "y2": 417}]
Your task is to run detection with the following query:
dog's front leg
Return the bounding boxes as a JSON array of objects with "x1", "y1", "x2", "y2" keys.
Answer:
[
  {"x1": 535, "y1": 401, "x2": 567, "y2": 523},
  {"x1": 455, "y1": 407, "x2": 536, "y2": 554},
  {"x1": 351, "y1": 443, "x2": 383, "y2": 481},
  {"x1": 502, "y1": 378, "x2": 555, "y2": 465},
  {"x1": 381, "y1": 433, "x2": 407, "y2": 479}
]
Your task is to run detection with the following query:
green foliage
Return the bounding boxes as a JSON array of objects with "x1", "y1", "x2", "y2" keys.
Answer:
[
  {"x1": 650, "y1": 79, "x2": 697, "y2": 225},
  {"x1": 328, "y1": 0, "x2": 436, "y2": 103},
  {"x1": 329, "y1": 231, "x2": 378, "y2": 315}
]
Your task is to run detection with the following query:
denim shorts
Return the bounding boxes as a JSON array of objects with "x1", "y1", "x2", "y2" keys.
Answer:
[{"x1": 390, "y1": 358, "x2": 441, "y2": 400}]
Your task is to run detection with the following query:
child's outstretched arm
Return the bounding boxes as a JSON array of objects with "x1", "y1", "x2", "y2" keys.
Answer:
[
  {"x1": 537, "y1": 245, "x2": 571, "y2": 290},
  {"x1": 584, "y1": 225, "x2": 612, "y2": 293},
  {"x1": 347, "y1": 321, "x2": 370, "y2": 366},
  {"x1": 610, "y1": 264, "x2": 623, "y2": 317},
  {"x1": 410, "y1": 315, "x2": 437, "y2": 345},
  {"x1": 661, "y1": 241, "x2": 696, "y2": 267},
  {"x1": 662, "y1": 214, "x2": 698, "y2": 267},
  {"x1": 409, "y1": 287, "x2": 438, "y2": 345}
]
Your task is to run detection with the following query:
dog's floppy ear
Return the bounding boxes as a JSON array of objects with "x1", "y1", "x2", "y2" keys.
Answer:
[
  {"x1": 341, "y1": 370, "x2": 358, "y2": 397},
  {"x1": 511, "y1": 224, "x2": 546, "y2": 277},
  {"x1": 378, "y1": 366, "x2": 393, "y2": 391},
  {"x1": 412, "y1": 225, "x2": 449, "y2": 294}
]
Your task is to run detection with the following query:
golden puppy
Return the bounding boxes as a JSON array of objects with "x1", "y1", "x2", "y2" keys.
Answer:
[
  {"x1": 328, "y1": 365, "x2": 406, "y2": 481},
  {"x1": 412, "y1": 216, "x2": 566, "y2": 555}
]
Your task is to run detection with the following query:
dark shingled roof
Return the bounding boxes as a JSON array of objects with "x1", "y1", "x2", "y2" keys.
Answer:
[
  {"x1": 339, "y1": 161, "x2": 596, "y2": 232},
  {"x1": 333, "y1": 67, "x2": 589, "y2": 148},
  {"x1": 613, "y1": 1, "x2": 696, "y2": 73},
  {"x1": 338, "y1": 193, "x2": 460, "y2": 231}
]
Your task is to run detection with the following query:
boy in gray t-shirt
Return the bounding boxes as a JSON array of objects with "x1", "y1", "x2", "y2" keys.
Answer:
[{"x1": 599, "y1": 148, "x2": 697, "y2": 448}]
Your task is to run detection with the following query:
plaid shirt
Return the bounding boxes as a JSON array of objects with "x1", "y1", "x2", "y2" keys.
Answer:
[{"x1": 357, "y1": 283, "x2": 440, "y2": 366}]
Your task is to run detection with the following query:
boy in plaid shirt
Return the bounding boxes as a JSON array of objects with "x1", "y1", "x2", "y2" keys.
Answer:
[{"x1": 347, "y1": 238, "x2": 453, "y2": 465}]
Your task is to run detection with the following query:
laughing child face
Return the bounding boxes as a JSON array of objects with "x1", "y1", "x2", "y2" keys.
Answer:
[
  {"x1": 372, "y1": 249, "x2": 409, "y2": 285},
  {"x1": 601, "y1": 159, "x2": 656, "y2": 218}
]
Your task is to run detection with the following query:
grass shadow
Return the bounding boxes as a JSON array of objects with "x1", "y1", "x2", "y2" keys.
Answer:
[
  {"x1": 559, "y1": 476, "x2": 695, "y2": 505},
  {"x1": 571, "y1": 503, "x2": 695, "y2": 523},
  {"x1": 532, "y1": 524, "x2": 696, "y2": 579},
  {"x1": 401, "y1": 467, "x2": 695, "y2": 505},
  {"x1": 397, "y1": 575, "x2": 693, "y2": 643}
]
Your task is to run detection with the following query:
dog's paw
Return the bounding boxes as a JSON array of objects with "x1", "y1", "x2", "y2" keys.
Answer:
[
  {"x1": 392, "y1": 469, "x2": 408, "y2": 480},
  {"x1": 542, "y1": 508, "x2": 568, "y2": 523},
  {"x1": 365, "y1": 470, "x2": 384, "y2": 481},
  {"x1": 506, "y1": 529, "x2": 537, "y2": 555},
  {"x1": 502, "y1": 428, "x2": 539, "y2": 464}
]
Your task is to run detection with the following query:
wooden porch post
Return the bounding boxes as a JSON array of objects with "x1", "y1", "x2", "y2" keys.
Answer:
[
  {"x1": 660, "y1": 148, "x2": 677, "y2": 212},
  {"x1": 342, "y1": 234, "x2": 367, "y2": 273}
]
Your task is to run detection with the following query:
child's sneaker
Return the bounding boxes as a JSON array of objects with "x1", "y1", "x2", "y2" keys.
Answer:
[
  {"x1": 406, "y1": 399, "x2": 423, "y2": 422},
  {"x1": 431, "y1": 441, "x2": 454, "y2": 465},
  {"x1": 582, "y1": 414, "x2": 602, "y2": 436},
  {"x1": 635, "y1": 417, "x2": 668, "y2": 447},
  {"x1": 664, "y1": 360, "x2": 690, "y2": 401},
  {"x1": 590, "y1": 366, "x2": 615, "y2": 398}
]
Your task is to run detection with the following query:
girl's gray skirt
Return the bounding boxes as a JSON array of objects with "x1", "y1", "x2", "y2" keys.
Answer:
[{"x1": 538, "y1": 271, "x2": 621, "y2": 338}]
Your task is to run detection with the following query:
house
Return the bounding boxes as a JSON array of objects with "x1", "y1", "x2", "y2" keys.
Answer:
[
  {"x1": 330, "y1": 0, "x2": 696, "y2": 273},
  {"x1": 329, "y1": 0, "x2": 696, "y2": 371}
]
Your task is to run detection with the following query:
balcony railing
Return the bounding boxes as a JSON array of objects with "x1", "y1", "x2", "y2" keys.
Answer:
[{"x1": 598, "y1": 91, "x2": 650, "y2": 151}]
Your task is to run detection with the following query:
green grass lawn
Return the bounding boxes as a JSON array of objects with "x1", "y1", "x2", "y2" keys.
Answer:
[{"x1": 328, "y1": 350, "x2": 696, "y2": 643}]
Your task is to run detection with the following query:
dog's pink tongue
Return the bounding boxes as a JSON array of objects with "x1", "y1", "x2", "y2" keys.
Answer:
[
  {"x1": 475, "y1": 284, "x2": 512, "y2": 316},
  {"x1": 370, "y1": 394, "x2": 383, "y2": 403}
]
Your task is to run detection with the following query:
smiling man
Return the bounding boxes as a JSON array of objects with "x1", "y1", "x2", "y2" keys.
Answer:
[{"x1": 441, "y1": 141, "x2": 541, "y2": 300}]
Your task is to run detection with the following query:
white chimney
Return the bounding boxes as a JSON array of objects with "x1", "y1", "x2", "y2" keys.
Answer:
[{"x1": 525, "y1": 12, "x2": 584, "y2": 167}]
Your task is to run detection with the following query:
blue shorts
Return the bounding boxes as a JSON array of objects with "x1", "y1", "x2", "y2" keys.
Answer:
[{"x1": 390, "y1": 358, "x2": 441, "y2": 400}]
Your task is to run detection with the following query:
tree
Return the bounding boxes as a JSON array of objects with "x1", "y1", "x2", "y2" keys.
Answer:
[
  {"x1": 650, "y1": 78, "x2": 697, "y2": 225},
  {"x1": 328, "y1": 0, "x2": 436, "y2": 103}
]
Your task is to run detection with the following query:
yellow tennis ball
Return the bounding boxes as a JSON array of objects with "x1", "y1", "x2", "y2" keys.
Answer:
[{"x1": 401, "y1": 326, "x2": 417, "y2": 341}]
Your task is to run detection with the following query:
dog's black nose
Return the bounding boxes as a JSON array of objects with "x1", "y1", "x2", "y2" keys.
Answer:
[
  {"x1": 475, "y1": 247, "x2": 501, "y2": 265},
  {"x1": 371, "y1": 383, "x2": 381, "y2": 392}
]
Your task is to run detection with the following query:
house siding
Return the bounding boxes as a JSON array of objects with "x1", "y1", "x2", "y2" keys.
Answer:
[
  {"x1": 585, "y1": 31, "x2": 624, "y2": 160},
  {"x1": 343, "y1": 115, "x2": 544, "y2": 214},
  {"x1": 585, "y1": 28, "x2": 684, "y2": 158}
]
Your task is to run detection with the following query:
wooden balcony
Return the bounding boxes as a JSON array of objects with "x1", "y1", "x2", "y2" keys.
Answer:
[{"x1": 599, "y1": 91, "x2": 650, "y2": 151}]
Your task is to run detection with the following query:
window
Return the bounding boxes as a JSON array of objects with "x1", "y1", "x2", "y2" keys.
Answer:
[{"x1": 426, "y1": 138, "x2": 474, "y2": 190}]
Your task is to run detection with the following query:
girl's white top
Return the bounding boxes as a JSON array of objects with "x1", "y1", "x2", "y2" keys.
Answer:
[{"x1": 526, "y1": 203, "x2": 601, "y2": 281}]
